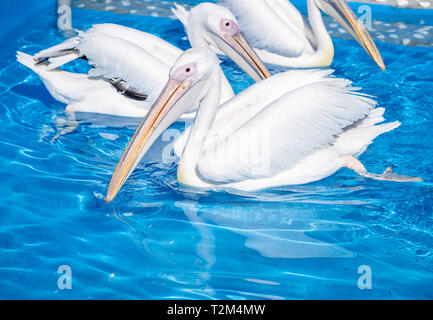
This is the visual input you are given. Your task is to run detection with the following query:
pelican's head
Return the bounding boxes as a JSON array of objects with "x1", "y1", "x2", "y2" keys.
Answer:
[
  {"x1": 315, "y1": 0, "x2": 385, "y2": 70},
  {"x1": 187, "y1": 2, "x2": 270, "y2": 81},
  {"x1": 105, "y1": 49, "x2": 219, "y2": 202}
]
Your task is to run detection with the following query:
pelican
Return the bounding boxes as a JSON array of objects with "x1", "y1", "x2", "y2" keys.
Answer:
[
  {"x1": 173, "y1": 0, "x2": 385, "y2": 69},
  {"x1": 105, "y1": 48, "x2": 421, "y2": 202},
  {"x1": 16, "y1": 3, "x2": 269, "y2": 121}
]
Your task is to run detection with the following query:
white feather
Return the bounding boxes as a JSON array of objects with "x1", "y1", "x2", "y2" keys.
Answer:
[
  {"x1": 46, "y1": 53, "x2": 81, "y2": 70},
  {"x1": 220, "y1": 0, "x2": 310, "y2": 57},
  {"x1": 79, "y1": 32, "x2": 169, "y2": 104},
  {"x1": 16, "y1": 52, "x2": 151, "y2": 117},
  {"x1": 34, "y1": 36, "x2": 81, "y2": 61},
  {"x1": 333, "y1": 108, "x2": 401, "y2": 157},
  {"x1": 171, "y1": 3, "x2": 190, "y2": 29},
  {"x1": 174, "y1": 69, "x2": 343, "y2": 157},
  {"x1": 197, "y1": 71, "x2": 376, "y2": 183},
  {"x1": 24, "y1": 21, "x2": 235, "y2": 118},
  {"x1": 88, "y1": 24, "x2": 182, "y2": 67},
  {"x1": 219, "y1": 0, "x2": 339, "y2": 67}
]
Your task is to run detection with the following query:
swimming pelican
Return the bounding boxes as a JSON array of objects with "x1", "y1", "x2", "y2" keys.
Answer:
[
  {"x1": 173, "y1": 0, "x2": 385, "y2": 69},
  {"x1": 16, "y1": 3, "x2": 269, "y2": 121},
  {"x1": 105, "y1": 48, "x2": 420, "y2": 202}
]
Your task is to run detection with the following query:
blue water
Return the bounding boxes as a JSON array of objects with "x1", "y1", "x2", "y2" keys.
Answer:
[{"x1": 0, "y1": 5, "x2": 433, "y2": 300}]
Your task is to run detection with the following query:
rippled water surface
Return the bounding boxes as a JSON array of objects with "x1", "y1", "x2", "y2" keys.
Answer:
[{"x1": 0, "y1": 5, "x2": 433, "y2": 299}]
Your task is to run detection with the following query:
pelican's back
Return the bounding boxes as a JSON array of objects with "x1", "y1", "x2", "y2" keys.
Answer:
[
  {"x1": 220, "y1": 0, "x2": 313, "y2": 56},
  {"x1": 197, "y1": 70, "x2": 377, "y2": 183}
]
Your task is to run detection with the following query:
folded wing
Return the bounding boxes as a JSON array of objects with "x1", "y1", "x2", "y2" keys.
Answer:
[
  {"x1": 78, "y1": 32, "x2": 170, "y2": 104},
  {"x1": 197, "y1": 72, "x2": 377, "y2": 183},
  {"x1": 221, "y1": 0, "x2": 314, "y2": 57}
]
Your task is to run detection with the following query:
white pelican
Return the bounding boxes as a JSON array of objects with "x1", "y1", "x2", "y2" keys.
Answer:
[
  {"x1": 173, "y1": 0, "x2": 385, "y2": 69},
  {"x1": 16, "y1": 3, "x2": 269, "y2": 120},
  {"x1": 105, "y1": 48, "x2": 421, "y2": 202}
]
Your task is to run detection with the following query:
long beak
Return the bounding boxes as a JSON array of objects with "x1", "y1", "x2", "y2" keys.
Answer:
[
  {"x1": 320, "y1": 0, "x2": 385, "y2": 71},
  {"x1": 105, "y1": 78, "x2": 191, "y2": 202},
  {"x1": 219, "y1": 32, "x2": 271, "y2": 81}
]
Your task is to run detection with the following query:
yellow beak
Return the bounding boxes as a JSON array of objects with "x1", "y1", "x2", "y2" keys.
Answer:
[
  {"x1": 225, "y1": 32, "x2": 272, "y2": 80},
  {"x1": 105, "y1": 78, "x2": 192, "y2": 202},
  {"x1": 320, "y1": 0, "x2": 385, "y2": 70}
]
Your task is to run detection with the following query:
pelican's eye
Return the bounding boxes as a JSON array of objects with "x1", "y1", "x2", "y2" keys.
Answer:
[
  {"x1": 171, "y1": 62, "x2": 198, "y2": 82},
  {"x1": 220, "y1": 19, "x2": 240, "y2": 35}
]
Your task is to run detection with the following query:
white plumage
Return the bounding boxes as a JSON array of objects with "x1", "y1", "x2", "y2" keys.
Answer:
[
  {"x1": 17, "y1": 51, "x2": 149, "y2": 118},
  {"x1": 78, "y1": 31, "x2": 170, "y2": 105},
  {"x1": 177, "y1": 69, "x2": 405, "y2": 190},
  {"x1": 197, "y1": 74, "x2": 375, "y2": 183},
  {"x1": 105, "y1": 48, "x2": 420, "y2": 202},
  {"x1": 171, "y1": 3, "x2": 190, "y2": 27},
  {"x1": 175, "y1": 69, "x2": 354, "y2": 156},
  {"x1": 18, "y1": 1, "x2": 276, "y2": 122},
  {"x1": 17, "y1": 23, "x2": 235, "y2": 119},
  {"x1": 174, "y1": 0, "x2": 385, "y2": 69},
  {"x1": 221, "y1": 0, "x2": 313, "y2": 57}
]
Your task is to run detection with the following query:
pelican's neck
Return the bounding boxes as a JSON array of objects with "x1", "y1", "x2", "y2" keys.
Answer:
[
  {"x1": 178, "y1": 70, "x2": 221, "y2": 187},
  {"x1": 308, "y1": 0, "x2": 333, "y2": 55},
  {"x1": 186, "y1": 10, "x2": 209, "y2": 50},
  {"x1": 186, "y1": 22, "x2": 234, "y2": 104}
]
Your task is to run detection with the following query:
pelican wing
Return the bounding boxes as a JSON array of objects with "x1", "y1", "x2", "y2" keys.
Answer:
[
  {"x1": 175, "y1": 69, "x2": 337, "y2": 157},
  {"x1": 34, "y1": 24, "x2": 183, "y2": 70},
  {"x1": 78, "y1": 32, "x2": 170, "y2": 105},
  {"x1": 88, "y1": 24, "x2": 183, "y2": 67},
  {"x1": 197, "y1": 72, "x2": 376, "y2": 184},
  {"x1": 221, "y1": 0, "x2": 313, "y2": 57},
  {"x1": 264, "y1": 0, "x2": 317, "y2": 48}
]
